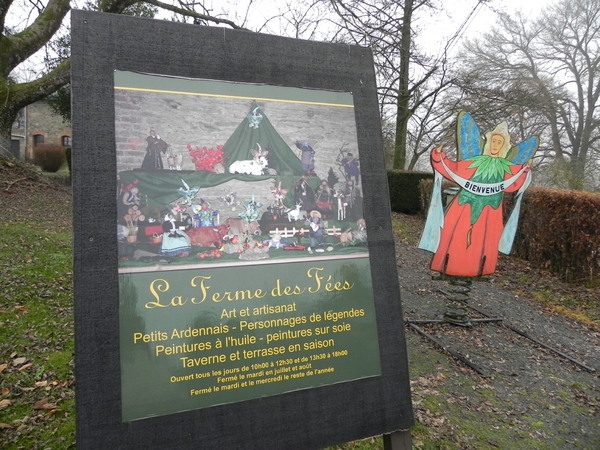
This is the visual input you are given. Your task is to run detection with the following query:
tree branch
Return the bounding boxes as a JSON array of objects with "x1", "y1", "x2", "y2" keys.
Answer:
[
  {"x1": 140, "y1": 0, "x2": 250, "y2": 30},
  {"x1": 7, "y1": 58, "x2": 70, "y2": 111},
  {"x1": 0, "y1": 0, "x2": 70, "y2": 77}
]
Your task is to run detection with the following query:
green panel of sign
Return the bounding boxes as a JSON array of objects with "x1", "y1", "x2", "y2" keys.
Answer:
[{"x1": 120, "y1": 257, "x2": 380, "y2": 421}]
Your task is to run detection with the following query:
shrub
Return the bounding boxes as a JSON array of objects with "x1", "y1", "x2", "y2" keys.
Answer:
[
  {"x1": 33, "y1": 144, "x2": 66, "y2": 172},
  {"x1": 387, "y1": 170, "x2": 433, "y2": 214},
  {"x1": 510, "y1": 188, "x2": 600, "y2": 283}
]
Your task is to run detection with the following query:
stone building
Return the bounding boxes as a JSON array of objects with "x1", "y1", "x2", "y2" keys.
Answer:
[{"x1": 10, "y1": 101, "x2": 72, "y2": 161}]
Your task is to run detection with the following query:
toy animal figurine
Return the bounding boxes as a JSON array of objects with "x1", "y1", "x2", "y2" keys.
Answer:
[
  {"x1": 229, "y1": 143, "x2": 270, "y2": 175},
  {"x1": 167, "y1": 154, "x2": 176, "y2": 170},
  {"x1": 167, "y1": 153, "x2": 183, "y2": 170},
  {"x1": 335, "y1": 190, "x2": 346, "y2": 220},
  {"x1": 286, "y1": 200, "x2": 305, "y2": 222},
  {"x1": 340, "y1": 218, "x2": 367, "y2": 244}
]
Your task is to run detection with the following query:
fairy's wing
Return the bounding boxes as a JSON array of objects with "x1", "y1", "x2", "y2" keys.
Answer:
[
  {"x1": 456, "y1": 111, "x2": 483, "y2": 161},
  {"x1": 506, "y1": 136, "x2": 539, "y2": 164}
]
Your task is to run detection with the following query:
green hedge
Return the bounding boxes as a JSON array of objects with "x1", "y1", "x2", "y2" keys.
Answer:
[
  {"x1": 387, "y1": 170, "x2": 433, "y2": 214},
  {"x1": 508, "y1": 188, "x2": 600, "y2": 283}
]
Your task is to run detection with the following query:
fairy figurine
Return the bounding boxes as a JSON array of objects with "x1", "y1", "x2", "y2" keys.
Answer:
[{"x1": 419, "y1": 111, "x2": 539, "y2": 278}]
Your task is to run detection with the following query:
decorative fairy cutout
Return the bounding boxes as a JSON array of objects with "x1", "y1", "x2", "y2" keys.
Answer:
[
  {"x1": 247, "y1": 106, "x2": 263, "y2": 129},
  {"x1": 238, "y1": 195, "x2": 262, "y2": 223},
  {"x1": 418, "y1": 111, "x2": 539, "y2": 277},
  {"x1": 177, "y1": 179, "x2": 200, "y2": 205},
  {"x1": 219, "y1": 191, "x2": 237, "y2": 210},
  {"x1": 271, "y1": 181, "x2": 288, "y2": 209}
]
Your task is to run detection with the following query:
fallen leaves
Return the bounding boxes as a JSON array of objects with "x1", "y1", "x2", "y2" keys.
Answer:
[
  {"x1": 12, "y1": 357, "x2": 27, "y2": 366},
  {"x1": 19, "y1": 363, "x2": 33, "y2": 371},
  {"x1": 33, "y1": 398, "x2": 58, "y2": 411}
]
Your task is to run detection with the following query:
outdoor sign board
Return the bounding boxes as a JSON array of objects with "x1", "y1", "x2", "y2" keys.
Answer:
[{"x1": 72, "y1": 10, "x2": 413, "y2": 449}]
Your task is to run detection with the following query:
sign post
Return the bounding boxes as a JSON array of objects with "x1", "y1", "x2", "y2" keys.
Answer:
[{"x1": 72, "y1": 10, "x2": 413, "y2": 448}]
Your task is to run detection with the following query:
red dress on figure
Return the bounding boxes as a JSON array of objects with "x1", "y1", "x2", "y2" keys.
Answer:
[{"x1": 430, "y1": 150, "x2": 529, "y2": 277}]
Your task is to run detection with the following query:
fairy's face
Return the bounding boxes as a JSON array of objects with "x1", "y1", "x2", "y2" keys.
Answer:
[{"x1": 490, "y1": 134, "x2": 505, "y2": 157}]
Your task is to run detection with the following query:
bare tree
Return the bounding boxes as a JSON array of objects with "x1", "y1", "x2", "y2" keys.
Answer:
[
  {"x1": 252, "y1": 0, "x2": 336, "y2": 40},
  {"x1": 328, "y1": 0, "x2": 438, "y2": 170},
  {"x1": 458, "y1": 0, "x2": 600, "y2": 190},
  {"x1": 327, "y1": 0, "x2": 500, "y2": 171}
]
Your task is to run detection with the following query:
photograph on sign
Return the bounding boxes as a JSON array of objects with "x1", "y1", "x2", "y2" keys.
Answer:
[{"x1": 114, "y1": 71, "x2": 381, "y2": 421}]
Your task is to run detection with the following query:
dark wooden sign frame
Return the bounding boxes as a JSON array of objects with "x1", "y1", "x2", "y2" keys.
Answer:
[{"x1": 71, "y1": 10, "x2": 413, "y2": 449}]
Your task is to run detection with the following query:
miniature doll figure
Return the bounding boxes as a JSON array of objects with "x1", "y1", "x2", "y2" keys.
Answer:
[
  {"x1": 342, "y1": 179, "x2": 363, "y2": 220},
  {"x1": 119, "y1": 184, "x2": 139, "y2": 224},
  {"x1": 295, "y1": 140, "x2": 316, "y2": 175},
  {"x1": 305, "y1": 210, "x2": 324, "y2": 249},
  {"x1": 294, "y1": 176, "x2": 316, "y2": 212},
  {"x1": 315, "y1": 179, "x2": 334, "y2": 218},
  {"x1": 141, "y1": 129, "x2": 169, "y2": 170},
  {"x1": 340, "y1": 218, "x2": 367, "y2": 245},
  {"x1": 196, "y1": 201, "x2": 214, "y2": 227},
  {"x1": 159, "y1": 213, "x2": 191, "y2": 257},
  {"x1": 341, "y1": 152, "x2": 360, "y2": 183},
  {"x1": 117, "y1": 223, "x2": 129, "y2": 261},
  {"x1": 122, "y1": 186, "x2": 139, "y2": 206}
]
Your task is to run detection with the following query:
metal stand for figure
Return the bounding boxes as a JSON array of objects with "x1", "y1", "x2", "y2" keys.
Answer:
[
  {"x1": 405, "y1": 273, "x2": 503, "y2": 377},
  {"x1": 438, "y1": 276, "x2": 474, "y2": 327}
]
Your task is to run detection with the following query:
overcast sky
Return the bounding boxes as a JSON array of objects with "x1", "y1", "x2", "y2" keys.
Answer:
[
  {"x1": 6, "y1": 0, "x2": 554, "y2": 82},
  {"x1": 417, "y1": 0, "x2": 551, "y2": 56}
]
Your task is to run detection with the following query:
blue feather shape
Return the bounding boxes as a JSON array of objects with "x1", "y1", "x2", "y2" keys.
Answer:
[
  {"x1": 508, "y1": 136, "x2": 539, "y2": 164},
  {"x1": 457, "y1": 112, "x2": 481, "y2": 161}
]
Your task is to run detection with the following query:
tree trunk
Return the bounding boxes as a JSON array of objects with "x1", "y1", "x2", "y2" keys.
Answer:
[
  {"x1": 0, "y1": 105, "x2": 18, "y2": 158},
  {"x1": 392, "y1": 0, "x2": 413, "y2": 170}
]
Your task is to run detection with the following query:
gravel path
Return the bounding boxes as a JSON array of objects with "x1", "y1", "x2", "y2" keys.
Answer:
[{"x1": 394, "y1": 213, "x2": 600, "y2": 449}]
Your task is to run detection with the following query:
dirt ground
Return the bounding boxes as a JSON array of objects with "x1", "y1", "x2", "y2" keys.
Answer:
[{"x1": 394, "y1": 212, "x2": 600, "y2": 449}]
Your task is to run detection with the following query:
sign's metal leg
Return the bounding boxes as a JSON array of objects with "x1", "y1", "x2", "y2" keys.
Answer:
[{"x1": 383, "y1": 429, "x2": 412, "y2": 450}]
